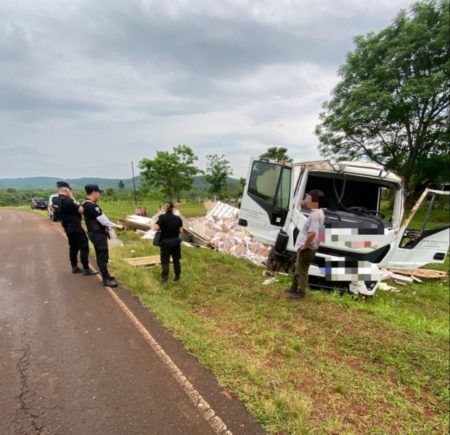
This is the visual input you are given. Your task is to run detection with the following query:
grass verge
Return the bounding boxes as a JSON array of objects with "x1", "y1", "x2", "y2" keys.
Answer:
[{"x1": 110, "y1": 237, "x2": 449, "y2": 434}]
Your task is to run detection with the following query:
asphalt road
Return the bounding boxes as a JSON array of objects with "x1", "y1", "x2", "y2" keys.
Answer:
[{"x1": 0, "y1": 209, "x2": 265, "y2": 435}]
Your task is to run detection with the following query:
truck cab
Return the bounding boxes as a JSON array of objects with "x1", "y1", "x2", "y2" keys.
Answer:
[{"x1": 239, "y1": 158, "x2": 449, "y2": 295}]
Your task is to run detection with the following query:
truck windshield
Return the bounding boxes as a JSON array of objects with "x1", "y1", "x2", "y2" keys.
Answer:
[{"x1": 303, "y1": 173, "x2": 398, "y2": 223}]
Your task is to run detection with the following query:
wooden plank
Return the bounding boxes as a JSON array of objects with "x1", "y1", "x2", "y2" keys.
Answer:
[
  {"x1": 182, "y1": 228, "x2": 214, "y2": 248},
  {"x1": 387, "y1": 268, "x2": 447, "y2": 279},
  {"x1": 124, "y1": 255, "x2": 161, "y2": 267},
  {"x1": 387, "y1": 272, "x2": 414, "y2": 283},
  {"x1": 119, "y1": 218, "x2": 152, "y2": 231}
]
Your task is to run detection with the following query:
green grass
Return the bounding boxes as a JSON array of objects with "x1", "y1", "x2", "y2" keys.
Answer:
[
  {"x1": 381, "y1": 196, "x2": 449, "y2": 230},
  {"x1": 5, "y1": 200, "x2": 206, "y2": 223},
  {"x1": 100, "y1": 200, "x2": 206, "y2": 222},
  {"x1": 110, "y1": 237, "x2": 450, "y2": 434}
]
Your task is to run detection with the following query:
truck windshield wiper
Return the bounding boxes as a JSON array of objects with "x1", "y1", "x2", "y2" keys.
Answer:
[{"x1": 346, "y1": 206, "x2": 386, "y2": 224}]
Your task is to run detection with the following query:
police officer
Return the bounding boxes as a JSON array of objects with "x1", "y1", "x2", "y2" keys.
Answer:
[
  {"x1": 154, "y1": 201, "x2": 184, "y2": 284},
  {"x1": 53, "y1": 181, "x2": 97, "y2": 275},
  {"x1": 82, "y1": 184, "x2": 118, "y2": 287}
]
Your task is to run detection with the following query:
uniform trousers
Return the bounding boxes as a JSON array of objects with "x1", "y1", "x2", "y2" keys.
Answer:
[
  {"x1": 64, "y1": 225, "x2": 89, "y2": 269},
  {"x1": 88, "y1": 231, "x2": 110, "y2": 279}
]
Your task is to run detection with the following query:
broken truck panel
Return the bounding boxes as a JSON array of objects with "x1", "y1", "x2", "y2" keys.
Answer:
[{"x1": 386, "y1": 189, "x2": 450, "y2": 269}]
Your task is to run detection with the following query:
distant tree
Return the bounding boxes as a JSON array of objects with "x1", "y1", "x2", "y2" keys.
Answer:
[
  {"x1": 204, "y1": 154, "x2": 233, "y2": 198},
  {"x1": 105, "y1": 187, "x2": 115, "y2": 198},
  {"x1": 139, "y1": 145, "x2": 200, "y2": 200},
  {"x1": 118, "y1": 180, "x2": 125, "y2": 189},
  {"x1": 238, "y1": 177, "x2": 246, "y2": 196},
  {"x1": 259, "y1": 147, "x2": 292, "y2": 162},
  {"x1": 315, "y1": 0, "x2": 449, "y2": 202}
]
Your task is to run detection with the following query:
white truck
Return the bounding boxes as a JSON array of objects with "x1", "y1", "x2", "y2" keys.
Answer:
[{"x1": 239, "y1": 158, "x2": 449, "y2": 295}]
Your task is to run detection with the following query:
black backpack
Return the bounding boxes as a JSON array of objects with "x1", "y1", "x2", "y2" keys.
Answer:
[{"x1": 51, "y1": 195, "x2": 65, "y2": 222}]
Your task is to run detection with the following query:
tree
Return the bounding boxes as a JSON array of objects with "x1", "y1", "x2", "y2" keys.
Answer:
[
  {"x1": 204, "y1": 154, "x2": 233, "y2": 198},
  {"x1": 105, "y1": 187, "x2": 115, "y2": 198},
  {"x1": 139, "y1": 145, "x2": 200, "y2": 200},
  {"x1": 316, "y1": 0, "x2": 449, "y2": 201},
  {"x1": 237, "y1": 177, "x2": 246, "y2": 197},
  {"x1": 259, "y1": 147, "x2": 292, "y2": 162},
  {"x1": 118, "y1": 180, "x2": 125, "y2": 189}
]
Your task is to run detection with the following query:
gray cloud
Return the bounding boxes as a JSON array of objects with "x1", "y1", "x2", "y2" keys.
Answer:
[
  {"x1": 0, "y1": 0, "x2": 415, "y2": 179},
  {"x1": 0, "y1": 84, "x2": 104, "y2": 113}
]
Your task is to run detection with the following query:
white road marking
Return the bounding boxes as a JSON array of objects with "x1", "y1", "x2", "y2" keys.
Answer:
[
  {"x1": 102, "y1": 282, "x2": 232, "y2": 435},
  {"x1": 55, "y1": 222, "x2": 232, "y2": 434}
]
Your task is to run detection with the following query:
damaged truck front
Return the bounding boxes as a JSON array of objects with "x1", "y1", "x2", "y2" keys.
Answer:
[{"x1": 239, "y1": 159, "x2": 449, "y2": 295}]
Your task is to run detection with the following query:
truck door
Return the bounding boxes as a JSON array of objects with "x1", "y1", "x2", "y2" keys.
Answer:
[
  {"x1": 238, "y1": 159, "x2": 292, "y2": 245},
  {"x1": 386, "y1": 189, "x2": 449, "y2": 269}
]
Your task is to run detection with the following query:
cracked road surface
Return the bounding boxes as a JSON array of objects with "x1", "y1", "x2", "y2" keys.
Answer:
[{"x1": 0, "y1": 210, "x2": 265, "y2": 435}]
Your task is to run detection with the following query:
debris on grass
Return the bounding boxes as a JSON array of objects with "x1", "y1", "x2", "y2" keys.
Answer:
[
  {"x1": 386, "y1": 268, "x2": 448, "y2": 279},
  {"x1": 129, "y1": 201, "x2": 272, "y2": 265},
  {"x1": 186, "y1": 202, "x2": 272, "y2": 265},
  {"x1": 378, "y1": 282, "x2": 399, "y2": 292},
  {"x1": 123, "y1": 255, "x2": 168, "y2": 267},
  {"x1": 386, "y1": 272, "x2": 414, "y2": 283}
]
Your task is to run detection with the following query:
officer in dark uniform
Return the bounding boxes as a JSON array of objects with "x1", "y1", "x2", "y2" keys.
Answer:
[
  {"x1": 82, "y1": 184, "x2": 118, "y2": 287},
  {"x1": 53, "y1": 181, "x2": 98, "y2": 275},
  {"x1": 154, "y1": 201, "x2": 184, "y2": 284}
]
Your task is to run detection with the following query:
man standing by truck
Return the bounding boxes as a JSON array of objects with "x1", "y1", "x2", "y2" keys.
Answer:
[
  {"x1": 53, "y1": 181, "x2": 97, "y2": 276},
  {"x1": 287, "y1": 190, "x2": 325, "y2": 299},
  {"x1": 82, "y1": 184, "x2": 118, "y2": 287}
]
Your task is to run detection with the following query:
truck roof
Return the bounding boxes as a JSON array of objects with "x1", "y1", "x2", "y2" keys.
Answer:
[{"x1": 259, "y1": 158, "x2": 403, "y2": 186}]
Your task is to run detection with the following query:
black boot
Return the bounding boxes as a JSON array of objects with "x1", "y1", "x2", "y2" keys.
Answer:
[
  {"x1": 72, "y1": 266, "x2": 83, "y2": 274},
  {"x1": 103, "y1": 278, "x2": 118, "y2": 287},
  {"x1": 83, "y1": 267, "x2": 99, "y2": 276}
]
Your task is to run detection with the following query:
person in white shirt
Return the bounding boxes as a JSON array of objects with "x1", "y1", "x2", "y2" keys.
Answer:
[{"x1": 287, "y1": 190, "x2": 325, "y2": 299}]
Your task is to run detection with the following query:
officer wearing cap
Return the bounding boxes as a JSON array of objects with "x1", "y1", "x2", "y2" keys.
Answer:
[
  {"x1": 54, "y1": 181, "x2": 97, "y2": 275},
  {"x1": 82, "y1": 184, "x2": 118, "y2": 287},
  {"x1": 153, "y1": 201, "x2": 184, "y2": 284}
]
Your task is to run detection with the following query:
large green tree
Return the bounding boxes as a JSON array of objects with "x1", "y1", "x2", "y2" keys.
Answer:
[
  {"x1": 259, "y1": 147, "x2": 292, "y2": 162},
  {"x1": 316, "y1": 0, "x2": 449, "y2": 201},
  {"x1": 139, "y1": 145, "x2": 200, "y2": 200},
  {"x1": 204, "y1": 154, "x2": 233, "y2": 198}
]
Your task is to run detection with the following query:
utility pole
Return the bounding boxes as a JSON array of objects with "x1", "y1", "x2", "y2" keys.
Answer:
[{"x1": 131, "y1": 161, "x2": 137, "y2": 205}]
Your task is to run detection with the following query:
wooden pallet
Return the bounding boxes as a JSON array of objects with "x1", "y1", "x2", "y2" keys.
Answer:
[
  {"x1": 124, "y1": 255, "x2": 164, "y2": 267},
  {"x1": 387, "y1": 268, "x2": 448, "y2": 279}
]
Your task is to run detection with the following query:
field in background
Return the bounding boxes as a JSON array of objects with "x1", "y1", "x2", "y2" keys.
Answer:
[
  {"x1": 12, "y1": 199, "x2": 207, "y2": 222},
  {"x1": 100, "y1": 200, "x2": 206, "y2": 221}
]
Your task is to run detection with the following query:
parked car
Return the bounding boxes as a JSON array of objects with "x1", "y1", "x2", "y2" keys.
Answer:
[
  {"x1": 31, "y1": 197, "x2": 48, "y2": 210},
  {"x1": 48, "y1": 194, "x2": 59, "y2": 221}
]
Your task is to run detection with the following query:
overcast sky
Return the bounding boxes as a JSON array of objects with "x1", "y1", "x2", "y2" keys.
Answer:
[{"x1": 0, "y1": 0, "x2": 415, "y2": 179}]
